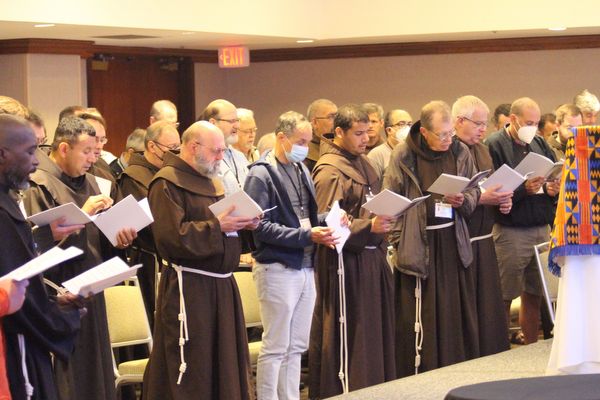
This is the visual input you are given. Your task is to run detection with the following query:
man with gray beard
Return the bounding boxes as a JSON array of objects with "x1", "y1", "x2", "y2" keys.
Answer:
[{"x1": 143, "y1": 121, "x2": 259, "y2": 400}]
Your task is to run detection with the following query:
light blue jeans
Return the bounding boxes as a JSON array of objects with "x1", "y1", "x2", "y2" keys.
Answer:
[{"x1": 253, "y1": 262, "x2": 316, "y2": 400}]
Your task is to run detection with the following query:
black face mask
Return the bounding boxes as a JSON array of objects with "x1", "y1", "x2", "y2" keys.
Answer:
[{"x1": 169, "y1": 149, "x2": 181, "y2": 155}]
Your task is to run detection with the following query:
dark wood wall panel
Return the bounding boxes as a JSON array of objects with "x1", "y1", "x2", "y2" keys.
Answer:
[{"x1": 87, "y1": 55, "x2": 194, "y2": 155}]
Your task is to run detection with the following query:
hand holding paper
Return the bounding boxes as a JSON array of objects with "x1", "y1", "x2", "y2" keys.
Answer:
[
  {"x1": 325, "y1": 201, "x2": 351, "y2": 254},
  {"x1": 81, "y1": 194, "x2": 113, "y2": 216}
]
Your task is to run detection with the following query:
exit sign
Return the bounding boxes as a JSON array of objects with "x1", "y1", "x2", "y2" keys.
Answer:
[{"x1": 218, "y1": 46, "x2": 250, "y2": 68}]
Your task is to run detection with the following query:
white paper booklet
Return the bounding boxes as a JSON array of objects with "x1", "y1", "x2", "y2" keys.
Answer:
[
  {"x1": 28, "y1": 195, "x2": 154, "y2": 246},
  {"x1": 27, "y1": 202, "x2": 93, "y2": 227},
  {"x1": 208, "y1": 190, "x2": 264, "y2": 219},
  {"x1": 362, "y1": 189, "x2": 430, "y2": 216},
  {"x1": 480, "y1": 164, "x2": 532, "y2": 193},
  {"x1": 95, "y1": 176, "x2": 112, "y2": 198},
  {"x1": 62, "y1": 256, "x2": 142, "y2": 296},
  {"x1": 93, "y1": 195, "x2": 154, "y2": 246},
  {"x1": 325, "y1": 201, "x2": 351, "y2": 254},
  {"x1": 426, "y1": 170, "x2": 491, "y2": 195},
  {"x1": 515, "y1": 152, "x2": 564, "y2": 179},
  {"x1": 2, "y1": 246, "x2": 83, "y2": 282}
]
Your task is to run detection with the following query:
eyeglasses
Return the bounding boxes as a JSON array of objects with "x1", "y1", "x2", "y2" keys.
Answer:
[
  {"x1": 195, "y1": 142, "x2": 227, "y2": 156},
  {"x1": 461, "y1": 116, "x2": 488, "y2": 128},
  {"x1": 238, "y1": 127, "x2": 258, "y2": 134},
  {"x1": 154, "y1": 141, "x2": 181, "y2": 152},
  {"x1": 216, "y1": 118, "x2": 240, "y2": 124},
  {"x1": 391, "y1": 121, "x2": 412, "y2": 128},
  {"x1": 37, "y1": 136, "x2": 48, "y2": 146},
  {"x1": 430, "y1": 129, "x2": 456, "y2": 141},
  {"x1": 314, "y1": 113, "x2": 336, "y2": 121},
  {"x1": 96, "y1": 136, "x2": 108, "y2": 144}
]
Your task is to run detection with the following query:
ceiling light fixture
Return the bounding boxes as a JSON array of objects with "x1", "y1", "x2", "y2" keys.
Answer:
[
  {"x1": 34, "y1": 23, "x2": 55, "y2": 28},
  {"x1": 548, "y1": 27, "x2": 567, "y2": 31},
  {"x1": 296, "y1": 39, "x2": 314, "y2": 43}
]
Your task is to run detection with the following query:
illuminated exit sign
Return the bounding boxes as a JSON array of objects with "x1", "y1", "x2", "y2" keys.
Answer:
[{"x1": 218, "y1": 46, "x2": 250, "y2": 68}]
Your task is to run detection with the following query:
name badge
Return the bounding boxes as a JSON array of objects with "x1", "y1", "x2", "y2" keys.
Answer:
[
  {"x1": 435, "y1": 202, "x2": 454, "y2": 219},
  {"x1": 226, "y1": 231, "x2": 239, "y2": 237},
  {"x1": 300, "y1": 218, "x2": 312, "y2": 230}
]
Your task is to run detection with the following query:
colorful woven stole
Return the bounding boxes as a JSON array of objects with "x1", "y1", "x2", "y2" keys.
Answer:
[{"x1": 549, "y1": 126, "x2": 600, "y2": 276}]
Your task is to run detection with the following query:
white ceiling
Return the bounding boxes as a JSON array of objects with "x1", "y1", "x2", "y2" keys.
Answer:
[{"x1": 2, "y1": 0, "x2": 600, "y2": 50}]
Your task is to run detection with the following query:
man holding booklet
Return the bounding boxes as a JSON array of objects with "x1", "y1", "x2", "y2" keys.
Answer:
[
  {"x1": 24, "y1": 116, "x2": 138, "y2": 400},
  {"x1": 0, "y1": 114, "x2": 83, "y2": 400},
  {"x1": 310, "y1": 104, "x2": 396, "y2": 397},
  {"x1": 486, "y1": 97, "x2": 559, "y2": 345},
  {"x1": 244, "y1": 111, "x2": 339, "y2": 400},
  {"x1": 384, "y1": 100, "x2": 480, "y2": 377},
  {"x1": 452, "y1": 95, "x2": 512, "y2": 355},
  {"x1": 143, "y1": 121, "x2": 259, "y2": 399}
]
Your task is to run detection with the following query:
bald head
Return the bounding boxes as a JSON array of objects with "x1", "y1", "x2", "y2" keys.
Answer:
[
  {"x1": 149, "y1": 100, "x2": 178, "y2": 126},
  {"x1": 0, "y1": 96, "x2": 29, "y2": 119},
  {"x1": 0, "y1": 114, "x2": 38, "y2": 190},
  {"x1": 181, "y1": 121, "x2": 225, "y2": 177},
  {"x1": 198, "y1": 99, "x2": 239, "y2": 142}
]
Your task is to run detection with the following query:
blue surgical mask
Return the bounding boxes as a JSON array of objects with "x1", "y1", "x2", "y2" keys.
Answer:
[{"x1": 285, "y1": 138, "x2": 308, "y2": 163}]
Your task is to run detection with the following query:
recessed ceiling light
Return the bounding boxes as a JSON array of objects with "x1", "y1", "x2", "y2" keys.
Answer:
[
  {"x1": 548, "y1": 27, "x2": 567, "y2": 31},
  {"x1": 296, "y1": 39, "x2": 314, "y2": 43},
  {"x1": 181, "y1": 31, "x2": 195, "y2": 35},
  {"x1": 34, "y1": 23, "x2": 55, "y2": 28}
]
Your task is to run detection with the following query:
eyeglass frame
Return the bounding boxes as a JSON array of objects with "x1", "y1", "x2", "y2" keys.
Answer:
[
  {"x1": 216, "y1": 118, "x2": 240, "y2": 124},
  {"x1": 314, "y1": 113, "x2": 336, "y2": 121},
  {"x1": 428, "y1": 128, "x2": 456, "y2": 141},
  {"x1": 390, "y1": 121, "x2": 413, "y2": 129},
  {"x1": 153, "y1": 141, "x2": 181, "y2": 152},
  {"x1": 194, "y1": 141, "x2": 227, "y2": 156},
  {"x1": 460, "y1": 116, "x2": 488, "y2": 128},
  {"x1": 95, "y1": 136, "x2": 108, "y2": 144},
  {"x1": 238, "y1": 127, "x2": 258, "y2": 134}
]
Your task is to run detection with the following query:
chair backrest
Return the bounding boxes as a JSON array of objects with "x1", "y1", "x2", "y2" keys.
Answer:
[
  {"x1": 233, "y1": 271, "x2": 262, "y2": 328},
  {"x1": 534, "y1": 241, "x2": 559, "y2": 323},
  {"x1": 104, "y1": 281, "x2": 153, "y2": 349}
]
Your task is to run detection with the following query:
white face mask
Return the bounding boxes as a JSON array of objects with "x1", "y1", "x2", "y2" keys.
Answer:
[
  {"x1": 515, "y1": 121, "x2": 537, "y2": 144},
  {"x1": 395, "y1": 125, "x2": 410, "y2": 142}
]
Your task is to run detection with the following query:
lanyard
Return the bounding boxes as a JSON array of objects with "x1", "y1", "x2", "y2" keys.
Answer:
[
  {"x1": 277, "y1": 159, "x2": 306, "y2": 217},
  {"x1": 222, "y1": 148, "x2": 240, "y2": 185}
]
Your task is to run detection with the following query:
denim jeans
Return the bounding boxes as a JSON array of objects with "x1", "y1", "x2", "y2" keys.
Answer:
[{"x1": 253, "y1": 262, "x2": 316, "y2": 400}]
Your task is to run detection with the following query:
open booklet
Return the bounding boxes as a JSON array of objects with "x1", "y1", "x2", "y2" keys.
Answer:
[
  {"x1": 325, "y1": 201, "x2": 351, "y2": 254},
  {"x1": 27, "y1": 195, "x2": 154, "y2": 246},
  {"x1": 1, "y1": 246, "x2": 83, "y2": 282},
  {"x1": 62, "y1": 256, "x2": 142, "y2": 297},
  {"x1": 362, "y1": 189, "x2": 430, "y2": 216},
  {"x1": 515, "y1": 152, "x2": 564, "y2": 180},
  {"x1": 208, "y1": 190, "x2": 276, "y2": 219},
  {"x1": 480, "y1": 164, "x2": 533, "y2": 193},
  {"x1": 426, "y1": 169, "x2": 491, "y2": 195}
]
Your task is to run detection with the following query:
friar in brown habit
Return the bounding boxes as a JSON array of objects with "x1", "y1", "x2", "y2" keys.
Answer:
[
  {"x1": 309, "y1": 104, "x2": 396, "y2": 398},
  {"x1": 143, "y1": 121, "x2": 259, "y2": 400}
]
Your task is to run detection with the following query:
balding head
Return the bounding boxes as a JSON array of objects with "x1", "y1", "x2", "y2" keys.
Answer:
[
  {"x1": 198, "y1": 99, "x2": 239, "y2": 142},
  {"x1": 149, "y1": 100, "x2": 178, "y2": 126},
  {"x1": 181, "y1": 121, "x2": 225, "y2": 178},
  {"x1": 0, "y1": 114, "x2": 38, "y2": 190},
  {"x1": 0, "y1": 96, "x2": 29, "y2": 119}
]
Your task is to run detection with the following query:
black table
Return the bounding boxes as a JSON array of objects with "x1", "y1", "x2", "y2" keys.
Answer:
[{"x1": 445, "y1": 374, "x2": 600, "y2": 400}]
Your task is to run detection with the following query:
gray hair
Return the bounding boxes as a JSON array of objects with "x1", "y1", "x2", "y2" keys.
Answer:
[
  {"x1": 125, "y1": 128, "x2": 146, "y2": 152},
  {"x1": 145, "y1": 121, "x2": 177, "y2": 148},
  {"x1": 150, "y1": 100, "x2": 177, "y2": 119},
  {"x1": 275, "y1": 111, "x2": 311, "y2": 137},
  {"x1": 452, "y1": 95, "x2": 490, "y2": 120},
  {"x1": 237, "y1": 108, "x2": 254, "y2": 121},
  {"x1": 555, "y1": 103, "x2": 582, "y2": 124},
  {"x1": 257, "y1": 132, "x2": 276, "y2": 155},
  {"x1": 307, "y1": 99, "x2": 336, "y2": 121},
  {"x1": 573, "y1": 89, "x2": 600, "y2": 113},
  {"x1": 362, "y1": 102, "x2": 384, "y2": 119},
  {"x1": 510, "y1": 97, "x2": 540, "y2": 118},
  {"x1": 420, "y1": 101, "x2": 451, "y2": 131}
]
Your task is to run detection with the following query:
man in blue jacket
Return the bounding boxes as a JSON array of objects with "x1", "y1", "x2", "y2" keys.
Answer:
[{"x1": 244, "y1": 111, "x2": 338, "y2": 400}]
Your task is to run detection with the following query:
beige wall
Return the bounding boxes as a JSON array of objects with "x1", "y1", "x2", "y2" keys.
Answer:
[
  {"x1": 0, "y1": 53, "x2": 86, "y2": 140},
  {"x1": 195, "y1": 47, "x2": 600, "y2": 136}
]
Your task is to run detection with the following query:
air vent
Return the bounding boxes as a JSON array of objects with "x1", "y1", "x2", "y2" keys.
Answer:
[{"x1": 92, "y1": 35, "x2": 159, "y2": 40}]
